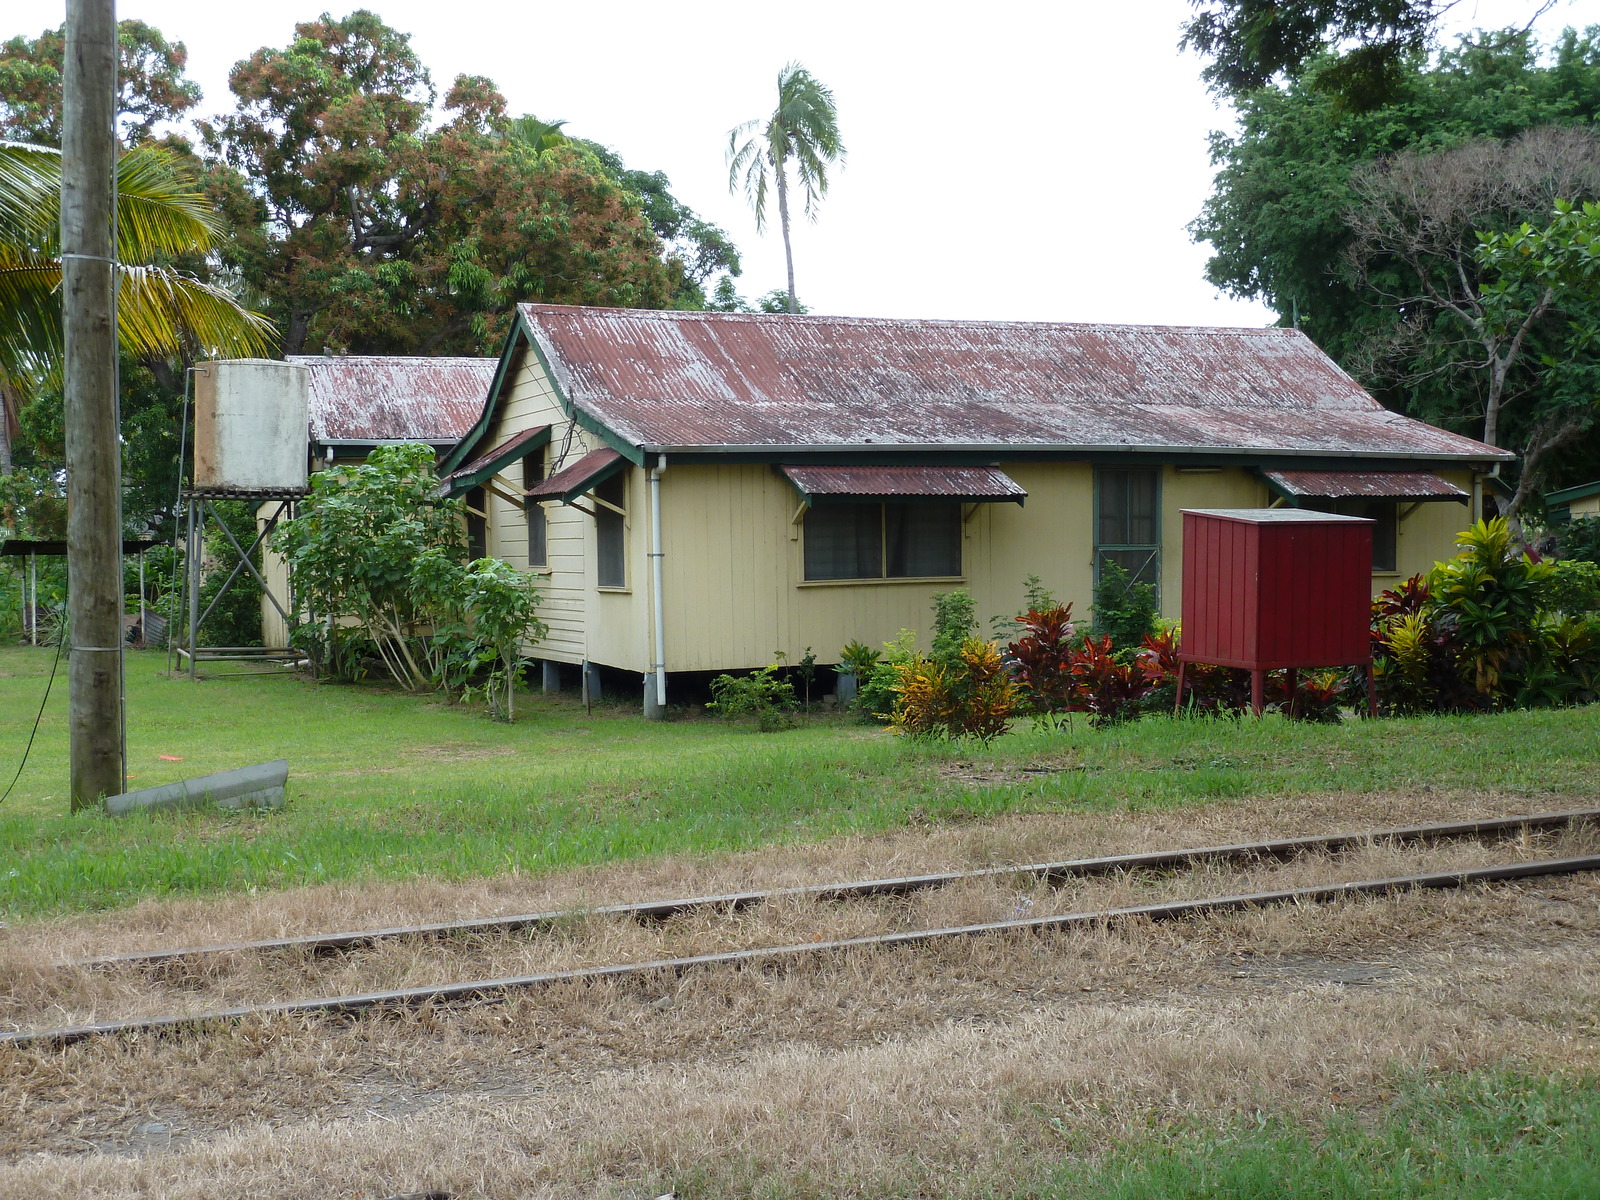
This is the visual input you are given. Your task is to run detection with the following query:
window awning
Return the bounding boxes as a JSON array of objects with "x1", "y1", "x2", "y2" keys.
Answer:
[
  {"x1": 779, "y1": 464, "x2": 1027, "y2": 506},
  {"x1": 1261, "y1": 470, "x2": 1468, "y2": 504},
  {"x1": 439, "y1": 425, "x2": 551, "y2": 496},
  {"x1": 526, "y1": 447, "x2": 626, "y2": 504}
]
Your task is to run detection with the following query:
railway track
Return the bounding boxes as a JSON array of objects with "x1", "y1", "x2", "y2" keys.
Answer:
[{"x1": 8, "y1": 807, "x2": 1598, "y2": 1050}]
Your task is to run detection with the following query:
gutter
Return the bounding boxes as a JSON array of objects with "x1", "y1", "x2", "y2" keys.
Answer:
[{"x1": 635, "y1": 442, "x2": 1515, "y2": 463}]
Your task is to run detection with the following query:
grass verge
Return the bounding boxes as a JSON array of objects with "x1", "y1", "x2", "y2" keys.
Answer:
[
  {"x1": 1031, "y1": 1071, "x2": 1599, "y2": 1200},
  {"x1": 0, "y1": 648, "x2": 1596, "y2": 918}
]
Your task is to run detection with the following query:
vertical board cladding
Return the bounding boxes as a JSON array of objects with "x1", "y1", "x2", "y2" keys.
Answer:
[{"x1": 1180, "y1": 509, "x2": 1371, "y2": 670}]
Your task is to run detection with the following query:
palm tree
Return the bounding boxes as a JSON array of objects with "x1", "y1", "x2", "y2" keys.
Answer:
[
  {"x1": 727, "y1": 63, "x2": 844, "y2": 315},
  {"x1": 0, "y1": 139, "x2": 273, "y2": 469}
]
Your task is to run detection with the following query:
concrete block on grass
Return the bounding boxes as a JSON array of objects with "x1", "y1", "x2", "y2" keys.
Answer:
[{"x1": 104, "y1": 759, "x2": 289, "y2": 817}]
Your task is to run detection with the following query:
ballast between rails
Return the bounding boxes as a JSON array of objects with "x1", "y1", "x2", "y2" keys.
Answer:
[
  {"x1": 8, "y1": 852, "x2": 1600, "y2": 1050},
  {"x1": 63, "y1": 807, "x2": 1600, "y2": 972}
]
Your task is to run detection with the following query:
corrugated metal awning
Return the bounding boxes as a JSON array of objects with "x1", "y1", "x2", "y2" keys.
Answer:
[
  {"x1": 1262, "y1": 470, "x2": 1469, "y2": 503},
  {"x1": 440, "y1": 425, "x2": 551, "y2": 496},
  {"x1": 780, "y1": 464, "x2": 1027, "y2": 505},
  {"x1": 526, "y1": 447, "x2": 625, "y2": 504}
]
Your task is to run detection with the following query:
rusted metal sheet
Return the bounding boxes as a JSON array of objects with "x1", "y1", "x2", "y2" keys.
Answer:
[
  {"x1": 519, "y1": 305, "x2": 1510, "y2": 461},
  {"x1": 289, "y1": 355, "x2": 494, "y2": 444},
  {"x1": 439, "y1": 425, "x2": 551, "y2": 496},
  {"x1": 526, "y1": 447, "x2": 623, "y2": 502},
  {"x1": 781, "y1": 464, "x2": 1027, "y2": 502},
  {"x1": 1262, "y1": 470, "x2": 1469, "y2": 500}
]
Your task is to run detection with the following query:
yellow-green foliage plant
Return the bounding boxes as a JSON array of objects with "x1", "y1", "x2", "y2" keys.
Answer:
[{"x1": 891, "y1": 637, "x2": 1019, "y2": 743}]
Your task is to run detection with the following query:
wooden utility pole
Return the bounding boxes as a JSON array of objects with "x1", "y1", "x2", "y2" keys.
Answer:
[{"x1": 62, "y1": 0, "x2": 125, "y2": 810}]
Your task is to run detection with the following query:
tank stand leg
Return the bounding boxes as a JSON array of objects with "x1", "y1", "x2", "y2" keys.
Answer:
[
  {"x1": 1174, "y1": 660, "x2": 1187, "y2": 715},
  {"x1": 1366, "y1": 662, "x2": 1378, "y2": 719},
  {"x1": 1284, "y1": 668, "x2": 1298, "y2": 719},
  {"x1": 1250, "y1": 669, "x2": 1264, "y2": 717}
]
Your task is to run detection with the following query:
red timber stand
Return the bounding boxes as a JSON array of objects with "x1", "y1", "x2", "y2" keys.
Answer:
[{"x1": 1173, "y1": 509, "x2": 1379, "y2": 718}]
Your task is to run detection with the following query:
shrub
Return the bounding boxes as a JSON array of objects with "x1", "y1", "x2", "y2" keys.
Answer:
[
  {"x1": 708, "y1": 663, "x2": 797, "y2": 731},
  {"x1": 1545, "y1": 559, "x2": 1600, "y2": 615},
  {"x1": 1427, "y1": 519, "x2": 1552, "y2": 702},
  {"x1": 1557, "y1": 514, "x2": 1600, "y2": 564},
  {"x1": 929, "y1": 589, "x2": 978, "y2": 666},
  {"x1": 891, "y1": 637, "x2": 1019, "y2": 743},
  {"x1": 1007, "y1": 603, "x2": 1079, "y2": 721},
  {"x1": 1067, "y1": 633, "x2": 1146, "y2": 726},
  {"x1": 1093, "y1": 560, "x2": 1159, "y2": 653},
  {"x1": 856, "y1": 628, "x2": 918, "y2": 722}
]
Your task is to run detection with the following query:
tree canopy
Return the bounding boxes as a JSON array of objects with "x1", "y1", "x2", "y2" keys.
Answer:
[
  {"x1": 199, "y1": 11, "x2": 726, "y2": 357},
  {"x1": 1192, "y1": 28, "x2": 1600, "y2": 507},
  {"x1": 1182, "y1": 0, "x2": 1558, "y2": 107}
]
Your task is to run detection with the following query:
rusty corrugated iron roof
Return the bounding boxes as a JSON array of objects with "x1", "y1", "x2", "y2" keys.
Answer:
[
  {"x1": 1262, "y1": 470, "x2": 1469, "y2": 501},
  {"x1": 526, "y1": 448, "x2": 624, "y2": 503},
  {"x1": 516, "y1": 305, "x2": 1510, "y2": 462},
  {"x1": 289, "y1": 355, "x2": 495, "y2": 444},
  {"x1": 780, "y1": 464, "x2": 1027, "y2": 503}
]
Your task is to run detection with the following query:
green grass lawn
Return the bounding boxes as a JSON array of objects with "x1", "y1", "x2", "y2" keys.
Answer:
[
  {"x1": 0, "y1": 647, "x2": 1597, "y2": 919},
  {"x1": 1030, "y1": 1071, "x2": 1600, "y2": 1200}
]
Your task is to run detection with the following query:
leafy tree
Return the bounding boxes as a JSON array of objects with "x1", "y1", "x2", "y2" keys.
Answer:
[
  {"x1": 201, "y1": 14, "x2": 686, "y2": 356},
  {"x1": 727, "y1": 62, "x2": 845, "y2": 315},
  {"x1": 1182, "y1": 0, "x2": 1556, "y2": 108},
  {"x1": 1192, "y1": 29, "x2": 1600, "y2": 507},
  {"x1": 1341, "y1": 128, "x2": 1600, "y2": 524},
  {"x1": 1473, "y1": 197, "x2": 1600, "y2": 519},
  {"x1": 0, "y1": 19, "x2": 200, "y2": 146},
  {"x1": 567, "y1": 133, "x2": 742, "y2": 308},
  {"x1": 273, "y1": 443, "x2": 547, "y2": 713}
]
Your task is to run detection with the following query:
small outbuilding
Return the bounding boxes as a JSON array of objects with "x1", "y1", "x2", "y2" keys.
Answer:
[{"x1": 437, "y1": 305, "x2": 1509, "y2": 711}]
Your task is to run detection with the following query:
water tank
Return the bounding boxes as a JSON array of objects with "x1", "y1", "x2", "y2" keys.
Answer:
[{"x1": 192, "y1": 359, "x2": 309, "y2": 491}]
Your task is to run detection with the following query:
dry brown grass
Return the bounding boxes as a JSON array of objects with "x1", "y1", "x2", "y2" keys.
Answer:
[
  {"x1": 2, "y1": 786, "x2": 1566, "y2": 965},
  {"x1": 2, "y1": 790, "x2": 1597, "y2": 1199},
  {"x1": 0, "y1": 866, "x2": 1596, "y2": 1195},
  {"x1": 4, "y1": 803, "x2": 1593, "y2": 1031}
]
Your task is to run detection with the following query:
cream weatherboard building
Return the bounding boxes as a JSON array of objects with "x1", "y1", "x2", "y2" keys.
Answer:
[{"x1": 437, "y1": 304, "x2": 1511, "y2": 713}]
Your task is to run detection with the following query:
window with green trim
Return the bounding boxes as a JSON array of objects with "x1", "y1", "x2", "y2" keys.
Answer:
[{"x1": 1094, "y1": 466, "x2": 1160, "y2": 599}]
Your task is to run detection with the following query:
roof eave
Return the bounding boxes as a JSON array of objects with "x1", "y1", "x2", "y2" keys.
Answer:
[{"x1": 639, "y1": 441, "x2": 1513, "y2": 463}]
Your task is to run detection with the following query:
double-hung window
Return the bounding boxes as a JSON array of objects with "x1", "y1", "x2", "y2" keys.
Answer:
[
  {"x1": 1094, "y1": 467, "x2": 1160, "y2": 599},
  {"x1": 803, "y1": 502, "x2": 961, "y2": 581}
]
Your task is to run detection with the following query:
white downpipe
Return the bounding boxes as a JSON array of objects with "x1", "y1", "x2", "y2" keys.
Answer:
[{"x1": 649, "y1": 455, "x2": 667, "y2": 709}]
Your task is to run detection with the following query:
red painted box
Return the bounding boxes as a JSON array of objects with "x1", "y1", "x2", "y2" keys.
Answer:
[{"x1": 1179, "y1": 508, "x2": 1372, "y2": 671}]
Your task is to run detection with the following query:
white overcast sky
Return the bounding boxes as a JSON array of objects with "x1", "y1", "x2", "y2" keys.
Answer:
[{"x1": 25, "y1": 0, "x2": 1600, "y2": 327}]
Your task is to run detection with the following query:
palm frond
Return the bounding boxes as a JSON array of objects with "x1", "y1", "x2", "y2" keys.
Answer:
[
  {"x1": 0, "y1": 246, "x2": 64, "y2": 399},
  {"x1": 0, "y1": 142, "x2": 64, "y2": 248},
  {"x1": 113, "y1": 146, "x2": 224, "y2": 259},
  {"x1": 116, "y1": 265, "x2": 276, "y2": 361}
]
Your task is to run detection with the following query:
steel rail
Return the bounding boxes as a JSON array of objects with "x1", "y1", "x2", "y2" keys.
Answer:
[
  {"x1": 9, "y1": 853, "x2": 1597, "y2": 1050},
  {"x1": 65, "y1": 808, "x2": 1598, "y2": 972}
]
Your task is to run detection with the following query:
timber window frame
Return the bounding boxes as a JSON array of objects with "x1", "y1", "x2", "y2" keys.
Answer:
[
  {"x1": 522, "y1": 451, "x2": 547, "y2": 568},
  {"x1": 1093, "y1": 466, "x2": 1161, "y2": 603},
  {"x1": 594, "y1": 471, "x2": 627, "y2": 589},
  {"x1": 464, "y1": 486, "x2": 488, "y2": 561},
  {"x1": 802, "y1": 501, "x2": 963, "y2": 582}
]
